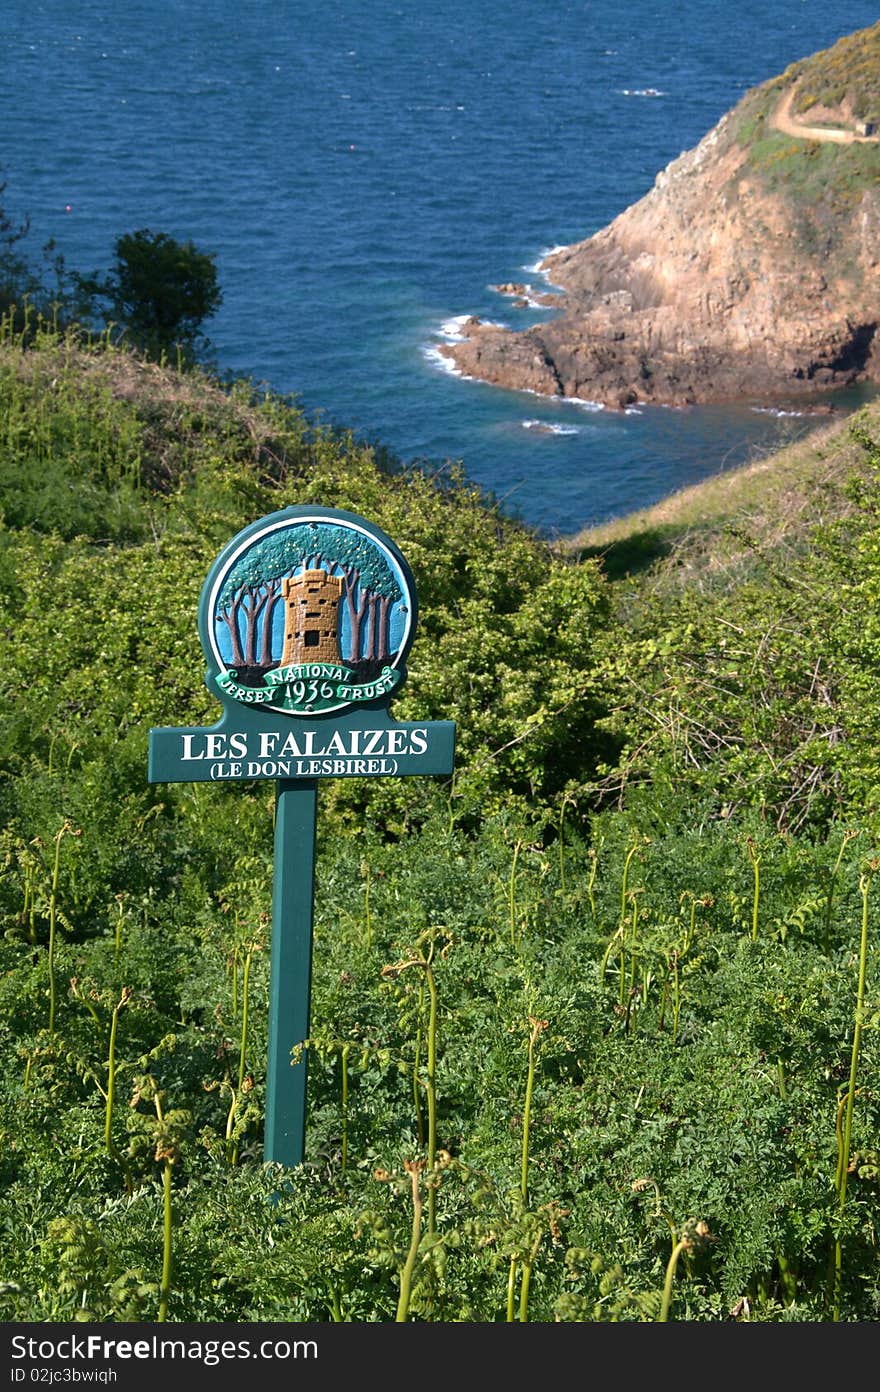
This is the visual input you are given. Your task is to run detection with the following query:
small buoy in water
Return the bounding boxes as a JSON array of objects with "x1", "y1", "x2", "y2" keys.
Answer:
[{"x1": 65, "y1": 204, "x2": 72, "y2": 212}]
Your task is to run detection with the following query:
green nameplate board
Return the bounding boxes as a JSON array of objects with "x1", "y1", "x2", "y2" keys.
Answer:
[{"x1": 148, "y1": 711, "x2": 455, "y2": 783}]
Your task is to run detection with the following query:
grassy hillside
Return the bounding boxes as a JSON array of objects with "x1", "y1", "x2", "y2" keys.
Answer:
[
  {"x1": 789, "y1": 22, "x2": 880, "y2": 122},
  {"x1": 565, "y1": 397, "x2": 880, "y2": 582},
  {"x1": 3, "y1": 323, "x2": 880, "y2": 1322},
  {"x1": 567, "y1": 393, "x2": 880, "y2": 834}
]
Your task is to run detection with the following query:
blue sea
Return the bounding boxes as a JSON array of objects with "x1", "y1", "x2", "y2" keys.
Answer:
[{"x1": 3, "y1": 1, "x2": 879, "y2": 537}]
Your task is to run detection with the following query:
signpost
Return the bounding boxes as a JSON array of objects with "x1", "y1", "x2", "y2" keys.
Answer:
[{"x1": 148, "y1": 505, "x2": 455, "y2": 1167}]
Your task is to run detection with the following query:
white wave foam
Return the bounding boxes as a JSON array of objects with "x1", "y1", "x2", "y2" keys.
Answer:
[
  {"x1": 522, "y1": 419, "x2": 580, "y2": 435},
  {"x1": 514, "y1": 285, "x2": 559, "y2": 310},
  {"x1": 570, "y1": 397, "x2": 606, "y2": 413},
  {"x1": 436, "y1": 314, "x2": 508, "y2": 341},
  {"x1": 619, "y1": 88, "x2": 665, "y2": 97},
  {"x1": 437, "y1": 314, "x2": 472, "y2": 341},
  {"x1": 750, "y1": 406, "x2": 807, "y2": 417},
  {"x1": 422, "y1": 344, "x2": 466, "y2": 376},
  {"x1": 525, "y1": 244, "x2": 569, "y2": 274}
]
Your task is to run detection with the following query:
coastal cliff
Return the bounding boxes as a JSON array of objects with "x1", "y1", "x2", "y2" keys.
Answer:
[{"x1": 440, "y1": 23, "x2": 880, "y2": 409}]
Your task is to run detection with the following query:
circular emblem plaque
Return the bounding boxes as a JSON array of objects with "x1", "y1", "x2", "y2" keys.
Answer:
[{"x1": 199, "y1": 506, "x2": 417, "y2": 717}]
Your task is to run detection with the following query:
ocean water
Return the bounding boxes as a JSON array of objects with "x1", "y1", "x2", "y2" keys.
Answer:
[{"x1": 2, "y1": 0, "x2": 878, "y2": 537}]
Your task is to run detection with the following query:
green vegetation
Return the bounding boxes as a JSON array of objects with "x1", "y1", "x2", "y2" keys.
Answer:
[
  {"x1": 745, "y1": 133, "x2": 880, "y2": 213},
  {"x1": 789, "y1": 22, "x2": 880, "y2": 122},
  {"x1": 2, "y1": 309, "x2": 880, "y2": 1322},
  {"x1": 0, "y1": 181, "x2": 222, "y2": 367},
  {"x1": 74, "y1": 229, "x2": 223, "y2": 367},
  {"x1": 728, "y1": 22, "x2": 880, "y2": 258}
]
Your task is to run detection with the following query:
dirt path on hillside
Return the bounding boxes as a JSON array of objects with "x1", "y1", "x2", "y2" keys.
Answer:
[{"x1": 771, "y1": 85, "x2": 880, "y2": 143}]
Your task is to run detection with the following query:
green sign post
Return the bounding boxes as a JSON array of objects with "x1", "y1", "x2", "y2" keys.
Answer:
[{"x1": 148, "y1": 505, "x2": 455, "y2": 1167}]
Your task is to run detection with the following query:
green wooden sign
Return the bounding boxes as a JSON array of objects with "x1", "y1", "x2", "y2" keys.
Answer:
[{"x1": 148, "y1": 505, "x2": 455, "y2": 1167}]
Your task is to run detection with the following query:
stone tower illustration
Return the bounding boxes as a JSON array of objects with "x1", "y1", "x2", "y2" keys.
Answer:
[{"x1": 279, "y1": 569, "x2": 344, "y2": 666}]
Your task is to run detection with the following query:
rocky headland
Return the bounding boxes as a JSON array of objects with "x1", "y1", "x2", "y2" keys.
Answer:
[{"x1": 439, "y1": 23, "x2": 880, "y2": 410}]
